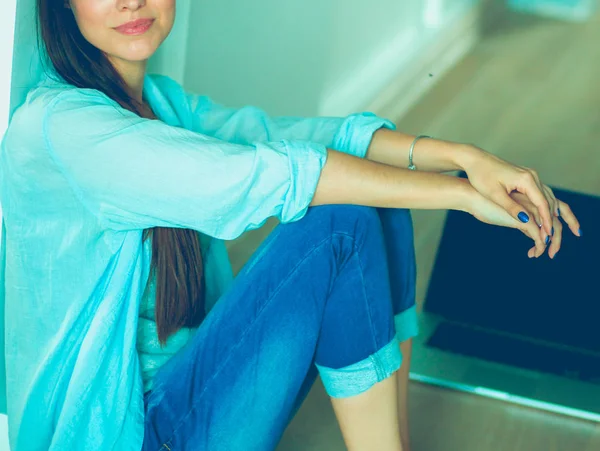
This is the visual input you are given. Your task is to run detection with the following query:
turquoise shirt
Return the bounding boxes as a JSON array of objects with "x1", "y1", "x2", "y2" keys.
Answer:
[{"x1": 0, "y1": 73, "x2": 395, "y2": 450}]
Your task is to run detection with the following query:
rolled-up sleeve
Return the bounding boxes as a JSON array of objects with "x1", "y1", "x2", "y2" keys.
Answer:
[
  {"x1": 42, "y1": 90, "x2": 327, "y2": 239},
  {"x1": 149, "y1": 76, "x2": 395, "y2": 159}
]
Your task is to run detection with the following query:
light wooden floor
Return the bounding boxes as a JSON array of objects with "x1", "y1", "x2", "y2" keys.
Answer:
[{"x1": 230, "y1": 4, "x2": 600, "y2": 450}]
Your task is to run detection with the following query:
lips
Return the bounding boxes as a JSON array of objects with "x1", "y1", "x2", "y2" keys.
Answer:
[{"x1": 114, "y1": 18, "x2": 155, "y2": 36}]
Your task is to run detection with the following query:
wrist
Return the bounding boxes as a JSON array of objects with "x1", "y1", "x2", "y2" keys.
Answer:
[
  {"x1": 451, "y1": 176, "x2": 477, "y2": 213},
  {"x1": 450, "y1": 143, "x2": 481, "y2": 172}
]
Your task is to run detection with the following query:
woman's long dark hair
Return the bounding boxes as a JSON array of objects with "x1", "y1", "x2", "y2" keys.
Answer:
[{"x1": 37, "y1": 0, "x2": 205, "y2": 344}]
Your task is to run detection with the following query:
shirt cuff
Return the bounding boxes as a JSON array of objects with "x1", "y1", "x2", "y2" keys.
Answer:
[
  {"x1": 280, "y1": 140, "x2": 328, "y2": 223},
  {"x1": 332, "y1": 112, "x2": 396, "y2": 159}
]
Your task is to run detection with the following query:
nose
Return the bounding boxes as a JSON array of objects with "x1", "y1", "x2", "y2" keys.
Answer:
[{"x1": 116, "y1": 0, "x2": 146, "y2": 11}]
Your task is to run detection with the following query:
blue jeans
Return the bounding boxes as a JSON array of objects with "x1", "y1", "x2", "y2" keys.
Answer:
[{"x1": 142, "y1": 206, "x2": 418, "y2": 451}]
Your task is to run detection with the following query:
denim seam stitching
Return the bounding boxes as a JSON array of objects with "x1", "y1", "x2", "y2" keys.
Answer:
[
  {"x1": 156, "y1": 233, "x2": 337, "y2": 447},
  {"x1": 350, "y1": 232, "x2": 384, "y2": 353},
  {"x1": 371, "y1": 354, "x2": 382, "y2": 382},
  {"x1": 368, "y1": 355, "x2": 378, "y2": 382},
  {"x1": 354, "y1": 252, "x2": 380, "y2": 354}
]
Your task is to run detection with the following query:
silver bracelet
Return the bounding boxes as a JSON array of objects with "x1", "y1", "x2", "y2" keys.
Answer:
[{"x1": 408, "y1": 134, "x2": 432, "y2": 171}]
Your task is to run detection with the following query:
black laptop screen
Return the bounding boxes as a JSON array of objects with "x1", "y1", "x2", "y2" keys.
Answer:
[{"x1": 423, "y1": 186, "x2": 600, "y2": 353}]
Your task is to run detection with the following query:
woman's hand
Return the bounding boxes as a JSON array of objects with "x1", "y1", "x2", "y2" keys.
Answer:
[
  {"x1": 458, "y1": 146, "x2": 559, "y2": 239},
  {"x1": 510, "y1": 192, "x2": 581, "y2": 259},
  {"x1": 464, "y1": 185, "x2": 581, "y2": 259},
  {"x1": 465, "y1": 187, "x2": 549, "y2": 258}
]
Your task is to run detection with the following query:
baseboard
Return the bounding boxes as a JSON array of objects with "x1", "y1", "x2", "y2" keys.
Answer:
[{"x1": 319, "y1": 4, "x2": 482, "y2": 122}]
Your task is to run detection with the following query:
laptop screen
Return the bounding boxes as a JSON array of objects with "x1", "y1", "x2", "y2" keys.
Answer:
[{"x1": 424, "y1": 185, "x2": 600, "y2": 353}]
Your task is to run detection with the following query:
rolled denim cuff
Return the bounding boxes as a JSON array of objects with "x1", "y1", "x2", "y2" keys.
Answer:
[
  {"x1": 394, "y1": 305, "x2": 419, "y2": 343},
  {"x1": 316, "y1": 337, "x2": 402, "y2": 399}
]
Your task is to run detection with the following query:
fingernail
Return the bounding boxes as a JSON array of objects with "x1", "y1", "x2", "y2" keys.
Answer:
[
  {"x1": 578, "y1": 228, "x2": 582, "y2": 237},
  {"x1": 545, "y1": 236, "x2": 550, "y2": 245},
  {"x1": 552, "y1": 227, "x2": 554, "y2": 236},
  {"x1": 557, "y1": 208, "x2": 561, "y2": 216},
  {"x1": 518, "y1": 212, "x2": 530, "y2": 223}
]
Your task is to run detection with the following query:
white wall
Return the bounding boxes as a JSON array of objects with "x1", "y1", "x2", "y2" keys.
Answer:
[{"x1": 150, "y1": 0, "x2": 479, "y2": 117}]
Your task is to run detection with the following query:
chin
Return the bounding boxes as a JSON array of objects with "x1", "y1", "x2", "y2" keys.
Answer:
[{"x1": 118, "y1": 42, "x2": 160, "y2": 62}]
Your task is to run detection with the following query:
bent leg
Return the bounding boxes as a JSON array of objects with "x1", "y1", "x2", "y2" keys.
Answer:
[
  {"x1": 143, "y1": 206, "x2": 404, "y2": 451},
  {"x1": 378, "y1": 208, "x2": 418, "y2": 450}
]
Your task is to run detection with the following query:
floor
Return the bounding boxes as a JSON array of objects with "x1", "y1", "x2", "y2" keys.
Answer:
[{"x1": 228, "y1": 4, "x2": 600, "y2": 450}]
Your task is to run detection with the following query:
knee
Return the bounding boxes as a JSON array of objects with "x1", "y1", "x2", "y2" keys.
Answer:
[{"x1": 378, "y1": 208, "x2": 414, "y2": 242}]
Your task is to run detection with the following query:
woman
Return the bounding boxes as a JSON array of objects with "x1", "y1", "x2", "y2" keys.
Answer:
[{"x1": 0, "y1": 0, "x2": 581, "y2": 450}]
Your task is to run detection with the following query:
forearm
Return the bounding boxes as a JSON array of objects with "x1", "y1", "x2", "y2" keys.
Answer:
[
  {"x1": 311, "y1": 149, "x2": 473, "y2": 211},
  {"x1": 365, "y1": 128, "x2": 477, "y2": 173}
]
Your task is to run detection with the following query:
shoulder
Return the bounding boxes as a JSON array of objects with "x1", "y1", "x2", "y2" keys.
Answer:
[
  {"x1": 9, "y1": 81, "x2": 115, "y2": 134},
  {"x1": 3, "y1": 81, "x2": 133, "y2": 161},
  {"x1": 4, "y1": 83, "x2": 70, "y2": 151}
]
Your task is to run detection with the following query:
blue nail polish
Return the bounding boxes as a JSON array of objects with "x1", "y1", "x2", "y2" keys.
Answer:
[
  {"x1": 578, "y1": 228, "x2": 582, "y2": 237},
  {"x1": 518, "y1": 212, "x2": 530, "y2": 223},
  {"x1": 557, "y1": 208, "x2": 561, "y2": 216},
  {"x1": 552, "y1": 227, "x2": 554, "y2": 236},
  {"x1": 545, "y1": 236, "x2": 550, "y2": 245}
]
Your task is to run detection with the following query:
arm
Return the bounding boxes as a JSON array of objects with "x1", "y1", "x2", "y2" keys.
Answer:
[
  {"x1": 153, "y1": 72, "x2": 471, "y2": 174},
  {"x1": 146, "y1": 75, "x2": 476, "y2": 174},
  {"x1": 365, "y1": 129, "x2": 582, "y2": 245},
  {"x1": 311, "y1": 150, "x2": 471, "y2": 210},
  {"x1": 41, "y1": 88, "x2": 550, "y2": 255},
  {"x1": 42, "y1": 89, "x2": 327, "y2": 240},
  {"x1": 311, "y1": 149, "x2": 550, "y2": 257},
  {"x1": 43, "y1": 89, "x2": 471, "y2": 237},
  {"x1": 187, "y1": 90, "x2": 476, "y2": 174},
  {"x1": 365, "y1": 128, "x2": 475, "y2": 173}
]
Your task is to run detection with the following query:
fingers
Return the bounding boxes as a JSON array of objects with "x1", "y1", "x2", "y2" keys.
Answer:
[
  {"x1": 502, "y1": 191, "x2": 547, "y2": 257},
  {"x1": 557, "y1": 199, "x2": 582, "y2": 237},
  {"x1": 510, "y1": 184, "x2": 581, "y2": 259},
  {"x1": 495, "y1": 190, "x2": 538, "y2": 228},
  {"x1": 511, "y1": 191, "x2": 543, "y2": 226},
  {"x1": 518, "y1": 215, "x2": 546, "y2": 258},
  {"x1": 543, "y1": 185, "x2": 558, "y2": 217},
  {"x1": 529, "y1": 171, "x2": 556, "y2": 215},
  {"x1": 512, "y1": 197, "x2": 547, "y2": 258},
  {"x1": 525, "y1": 198, "x2": 580, "y2": 259},
  {"x1": 547, "y1": 216, "x2": 562, "y2": 259},
  {"x1": 517, "y1": 171, "x2": 553, "y2": 236}
]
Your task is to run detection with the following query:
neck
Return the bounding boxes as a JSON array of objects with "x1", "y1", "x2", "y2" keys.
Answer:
[{"x1": 110, "y1": 57, "x2": 148, "y2": 103}]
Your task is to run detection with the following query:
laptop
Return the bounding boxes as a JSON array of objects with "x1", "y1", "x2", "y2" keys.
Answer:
[{"x1": 410, "y1": 184, "x2": 600, "y2": 422}]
